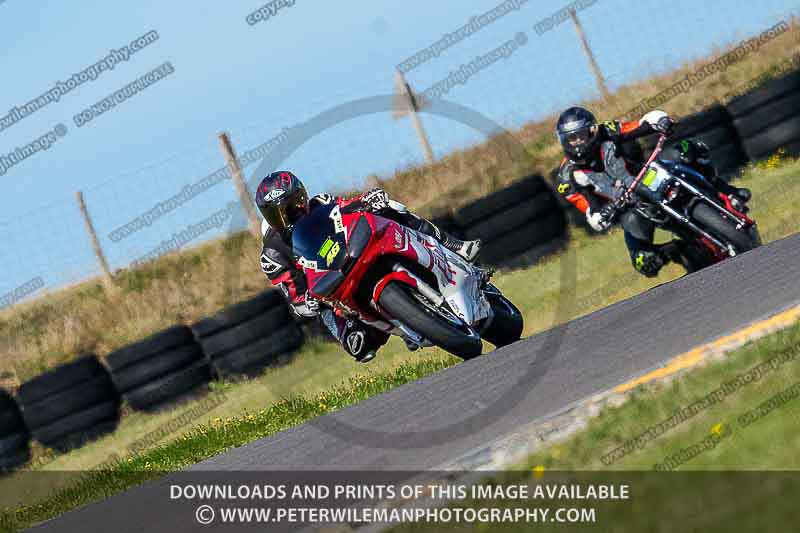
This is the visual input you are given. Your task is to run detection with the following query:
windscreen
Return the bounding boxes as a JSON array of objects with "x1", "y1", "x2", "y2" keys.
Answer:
[{"x1": 291, "y1": 204, "x2": 348, "y2": 271}]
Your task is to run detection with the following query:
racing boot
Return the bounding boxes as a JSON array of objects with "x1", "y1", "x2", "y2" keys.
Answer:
[
  {"x1": 633, "y1": 249, "x2": 667, "y2": 278},
  {"x1": 341, "y1": 320, "x2": 387, "y2": 363},
  {"x1": 404, "y1": 213, "x2": 482, "y2": 262},
  {"x1": 722, "y1": 184, "x2": 751, "y2": 212},
  {"x1": 441, "y1": 234, "x2": 482, "y2": 262},
  {"x1": 403, "y1": 338, "x2": 420, "y2": 352}
]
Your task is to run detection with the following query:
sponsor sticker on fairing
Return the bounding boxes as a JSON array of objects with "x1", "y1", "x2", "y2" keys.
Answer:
[{"x1": 330, "y1": 205, "x2": 346, "y2": 234}]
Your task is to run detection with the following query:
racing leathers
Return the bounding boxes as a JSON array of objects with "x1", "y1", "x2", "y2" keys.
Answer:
[
  {"x1": 556, "y1": 111, "x2": 749, "y2": 278},
  {"x1": 260, "y1": 190, "x2": 476, "y2": 362}
]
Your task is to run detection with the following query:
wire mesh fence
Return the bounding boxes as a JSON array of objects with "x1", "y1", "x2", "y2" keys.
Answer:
[{"x1": 0, "y1": 0, "x2": 796, "y2": 307}]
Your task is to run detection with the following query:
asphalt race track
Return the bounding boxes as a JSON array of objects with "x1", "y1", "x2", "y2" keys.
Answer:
[{"x1": 30, "y1": 233, "x2": 800, "y2": 532}]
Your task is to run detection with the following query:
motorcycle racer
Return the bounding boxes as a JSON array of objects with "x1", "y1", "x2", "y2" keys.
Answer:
[
  {"x1": 555, "y1": 106, "x2": 751, "y2": 277},
  {"x1": 256, "y1": 170, "x2": 482, "y2": 363}
]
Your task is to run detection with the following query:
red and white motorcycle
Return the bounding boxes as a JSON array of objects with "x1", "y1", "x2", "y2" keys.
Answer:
[{"x1": 292, "y1": 201, "x2": 524, "y2": 359}]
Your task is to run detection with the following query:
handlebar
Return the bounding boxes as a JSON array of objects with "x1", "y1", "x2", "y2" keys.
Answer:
[{"x1": 614, "y1": 133, "x2": 669, "y2": 210}]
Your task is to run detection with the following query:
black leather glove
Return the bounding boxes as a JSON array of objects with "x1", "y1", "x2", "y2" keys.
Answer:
[
  {"x1": 599, "y1": 202, "x2": 618, "y2": 224},
  {"x1": 586, "y1": 202, "x2": 617, "y2": 232}
]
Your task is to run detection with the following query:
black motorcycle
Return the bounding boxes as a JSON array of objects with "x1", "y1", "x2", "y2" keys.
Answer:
[{"x1": 613, "y1": 134, "x2": 761, "y2": 272}]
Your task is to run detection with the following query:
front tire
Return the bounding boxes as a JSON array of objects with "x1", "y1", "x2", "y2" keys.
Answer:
[
  {"x1": 482, "y1": 291, "x2": 524, "y2": 347},
  {"x1": 378, "y1": 282, "x2": 483, "y2": 359},
  {"x1": 691, "y1": 203, "x2": 758, "y2": 254}
]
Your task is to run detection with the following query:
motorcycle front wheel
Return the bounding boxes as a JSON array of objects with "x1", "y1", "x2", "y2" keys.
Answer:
[
  {"x1": 481, "y1": 291, "x2": 524, "y2": 348},
  {"x1": 378, "y1": 282, "x2": 483, "y2": 360},
  {"x1": 691, "y1": 203, "x2": 758, "y2": 254}
]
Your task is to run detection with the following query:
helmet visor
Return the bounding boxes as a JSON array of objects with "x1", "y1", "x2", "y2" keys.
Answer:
[
  {"x1": 259, "y1": 188, "x2": 309, "y2": 234},
  {"x1": 559, "y1": 125, "x2": 596, "y2": 149}
]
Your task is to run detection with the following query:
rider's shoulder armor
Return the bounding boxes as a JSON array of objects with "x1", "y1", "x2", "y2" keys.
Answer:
[
  {"x1": 599, "y1": 120, "x2": 622, "y2": 139},
  {"x1": 556, "y1": 160, "x2": 578, "y2": 196},
  {"x1": 260, "y1": 228, "x2": 293, "y2": 279}
]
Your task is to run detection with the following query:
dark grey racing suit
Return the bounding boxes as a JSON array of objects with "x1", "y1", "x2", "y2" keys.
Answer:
[{"x1": 556, "y1": 119, "x2": 666, "y2": 276}]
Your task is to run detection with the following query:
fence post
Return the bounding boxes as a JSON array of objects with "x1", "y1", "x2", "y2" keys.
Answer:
[
  {"x1": 569, "y1": 9, "x2": 611, "y2": 100},
  {"x1": 218, "y1": 132, "x2": 261, "y2": 238},
  {"x1": 393, "y1": 69, "x2": 435, "y2": 164},
  {"x1": 75, "y1": 190, "x2": 114, "y2": 289}
]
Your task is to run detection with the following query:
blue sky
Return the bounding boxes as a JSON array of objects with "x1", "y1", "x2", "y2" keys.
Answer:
[{"x1": 0, "y1": 0, "x2": 796, "y2": 296}]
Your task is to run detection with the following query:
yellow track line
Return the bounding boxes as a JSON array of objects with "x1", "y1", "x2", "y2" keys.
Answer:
[{"x1": 613, "y1": 305, "x2": 800, "y2": 394}]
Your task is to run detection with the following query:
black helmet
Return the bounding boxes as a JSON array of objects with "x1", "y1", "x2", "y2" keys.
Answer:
[
  {"x1": 556, "y1": 106, "x2": 600, "y2": 163},
  {"x1": 255, "y1": 171, "x2": 309, "y2": 236}
]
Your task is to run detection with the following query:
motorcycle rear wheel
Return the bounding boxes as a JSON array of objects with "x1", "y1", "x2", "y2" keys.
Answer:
[{"x1": 378, "y1": 282, "x2": 483, "y2": 360}]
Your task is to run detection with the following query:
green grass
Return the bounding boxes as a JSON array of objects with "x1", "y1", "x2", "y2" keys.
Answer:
[
  {"x1": 4, "y1": 155, "x2": 800, "y2": 510},
  {"x1": 390, "y1": 321, "x2": 800, "y2": 532},
  {"x1": 0, "y1": 337, "x2": 455, "y2": 503},
  {"x1": 0, "y1": 356, "x2": 457, "y2": 532},
  {"x1": 4, "y1": 156, "x2": 800, "y2": 532},
  {"x1": 520, "y1": 322, "x2": 800, "y2": 472}
]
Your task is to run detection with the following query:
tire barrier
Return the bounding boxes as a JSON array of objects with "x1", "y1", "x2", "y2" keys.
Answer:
[
  {"x1": 107, "y1": 326, "x2": 211, "y2": 411},
  {"x1": 729, "y1": 70, "x2": 800, "y2": 161},
  {"x1": 429, "y1": 212, "x2": 462, "y2": 238},
  {"x1": 191, "y1": 291, "x2": 304, "y2": 378},
  {"x1": 453, "y1": 175, "x2": 568, "y2": 268},
  {"x1": 17, "y1": 356, "x2": 120, "y2": 452},
  {"x1": 0, "y1": 389, "x2": 30, "y2": 472},
  {"x1": 6, "y1": 66, "x2": 800, "y2": 474}
]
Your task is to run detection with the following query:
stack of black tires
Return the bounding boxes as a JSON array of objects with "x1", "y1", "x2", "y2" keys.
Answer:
[
  {"x1": 17, "y1": 356, "x2": 120, "y2": 452},
  {"x1": 0, "y1": 389, "x2": 29, "y2": 471},
  {"x1": 107, "y1": 326, "x2": 210, "y2": 411},
  {"x1": 191, "y1": 291, "x2": 304, "y2": 378},
  {"x1": 729, "y1": 70, "x2": 800, "y2": 161},
  {"x1": 453, "y1": 175, "x2": 567, "y2": 269}
]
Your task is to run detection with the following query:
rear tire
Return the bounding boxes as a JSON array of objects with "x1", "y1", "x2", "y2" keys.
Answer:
[
  {"x1": 378, "y1": 283, "x2": 483, "y2": 360},
  {"x1": 481, "y1": 292, "x2": 524, "y2": 348},
  {"x1": 691, "y1": 203, "x2": 758, "y2": 254}
]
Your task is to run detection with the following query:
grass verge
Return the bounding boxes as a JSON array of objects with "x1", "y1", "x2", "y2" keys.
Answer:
[
  {"x1": 4, "y1": 155, "x2": 800, "y2": 530},
  {"x1": 389, "y1": 321, "x2": 800, "y2": 532},
  {"x1": 7, "y1": 154, "x2": 800, "y2": 482},
  {"x1": 521, "y1": 321, "x2": 800, "y2": 471},
  {"x1": 0, "y1": 356, "x2": 457, "y2": 532}
]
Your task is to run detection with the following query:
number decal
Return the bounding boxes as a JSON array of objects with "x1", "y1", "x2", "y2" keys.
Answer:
[
  {"x1": 318, "y1": 237, "x2": 334, "y2": 258},
  {"x1": 318, "y1": 237, "x2": 342, "y2": 267},
  {"x1": 325, "y1": 242, "x2": 341, "y2": 267}
]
